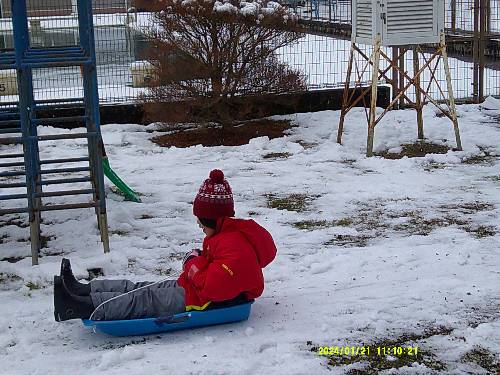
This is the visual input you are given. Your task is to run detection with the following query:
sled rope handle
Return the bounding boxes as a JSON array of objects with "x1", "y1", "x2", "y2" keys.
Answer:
[{"x1": 89, "y1": 276, "x2": 178, "y2": 321}]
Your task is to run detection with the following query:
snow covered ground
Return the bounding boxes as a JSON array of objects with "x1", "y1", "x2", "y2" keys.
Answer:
[{"x1": 0, "y1": 99, "x2": 499, "y2": 374}]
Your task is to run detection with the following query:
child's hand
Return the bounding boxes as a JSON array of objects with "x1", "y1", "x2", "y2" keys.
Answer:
[{"x1": 182, "y1": 249, "x2": 201, "y2": 268}]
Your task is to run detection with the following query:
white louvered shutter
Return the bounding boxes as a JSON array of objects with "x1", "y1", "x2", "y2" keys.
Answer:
[{"x1": 352, "y1": 0, "x2": 444, "y2": 46}]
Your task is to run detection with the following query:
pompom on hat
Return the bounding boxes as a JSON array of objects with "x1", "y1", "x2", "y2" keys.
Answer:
[{"x1": 193, "y1": 169, "x2": 235, "y2": 219}]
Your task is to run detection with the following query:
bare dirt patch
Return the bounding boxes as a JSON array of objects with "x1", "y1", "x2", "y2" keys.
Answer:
[
  {"x1": 262, "y1": 152, "x2": 292, "y2": 159},
  {"x1": 151, "y1": 119, "x2": 294, "y2": 148},
  {"x1": 375, "y1": 142, "x2": 450, "y2": 160}
]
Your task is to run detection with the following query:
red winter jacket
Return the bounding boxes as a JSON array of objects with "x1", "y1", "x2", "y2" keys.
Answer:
[{"x1": 177, "y1": 217, "x2": 277, "y2": 311}]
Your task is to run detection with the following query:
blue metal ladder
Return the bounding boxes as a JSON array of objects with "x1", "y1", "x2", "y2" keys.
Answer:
[{"x1": 0, "y1": 0, "x2": 109, "y2": 265}]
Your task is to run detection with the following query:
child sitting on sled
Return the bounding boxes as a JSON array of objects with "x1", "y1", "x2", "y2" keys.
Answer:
[{"x1": 54, "y1": 169, "x2": 277, "y2": 321}]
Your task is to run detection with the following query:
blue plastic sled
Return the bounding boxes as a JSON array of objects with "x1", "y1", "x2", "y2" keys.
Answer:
[{"x1": 82, "y1": 302, "x2": 253, "y2": 337}]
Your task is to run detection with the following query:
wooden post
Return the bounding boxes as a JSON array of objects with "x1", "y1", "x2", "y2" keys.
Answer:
[
  {"x1": 479, "y1": 0, "x2": 487, "y2": 102},
  {"x1": 398, "y1": 47, "x2": 406, "y2": 109},
  {"x1": 392, "y1": 46, "x2": 399, "y2": 109},
  {"x1": 441, "y1": 32, "x2": 462, "y2": 151},
  {"x1": 337, "y1": 42, "x2": 355, "y2": 144},
  {"x1": 99, "y1": 213, "x2": 110, "y2": 253},
  {"x1": 367, "y1": 36, "x2": 381, "y2": 157},
  {"x1": 451, "y1": 0, "x2": 456, "y2": 33},
  {"x1": 413, "y1": 46, "x2": 424, "y2": 140},
  {"x1": 473, "y1": 0, "x2": 480, "y2": 102},
  {"x1": 30, "y1": 218, "x2": 40, "y2": 265}
]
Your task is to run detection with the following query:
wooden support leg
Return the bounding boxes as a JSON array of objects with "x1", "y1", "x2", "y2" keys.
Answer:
[
  {"x1": 337, "y1": 43, "x2": 355, "y2": 144},
  {"x1": 413, "y1": 46, "x2": 424, "y2": 140},
  {"x1": 367, "y1": 37, "x2": 381, "y2": 157},
  {"x1": 440, "y1": 33, "x2": 463, "y2": 151},
  {"x1": 99, "y1": 212, "x2": 110, "y2": 253},
  {"x1": 30, "y1": 214, "x2": 40, "y2": 266}
]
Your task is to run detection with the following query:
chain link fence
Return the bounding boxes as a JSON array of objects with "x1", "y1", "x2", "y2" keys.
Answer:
[{"x1": 0, "y1": 0, "x2": 497, "y2": 104}]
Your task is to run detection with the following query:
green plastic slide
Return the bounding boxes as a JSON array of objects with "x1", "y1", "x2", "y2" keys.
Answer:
[{"x1": 102, "y1": 157, "x2": 141, "y2": 203}]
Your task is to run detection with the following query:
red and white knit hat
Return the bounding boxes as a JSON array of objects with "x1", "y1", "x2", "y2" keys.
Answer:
[{"x1": 193, "y1": 169, "x2": 235, "y2": 219}]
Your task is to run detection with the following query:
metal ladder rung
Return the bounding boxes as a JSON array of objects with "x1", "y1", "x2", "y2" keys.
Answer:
[
  {"x1": 35, "y1": 189, "x2": 94, "y2": 198},
  {"x1": 40, "y1": 157, "x2": 89, "y2": 165},
  {"x1": 0, "y1": 170, "x2": 25, "y2": 177},
  {"x1": 21, "y1": 59, "x2": 91, "y2": 68},
  {"x1": 0, "y1": 207, "x2": 29, "y2": 215},
  {"x1": 0, "y1": 193, "x2": 27, "y2": 200},
  {"x1": 32, "y1": 132, "x2": 97, "y2": 141},
  {"x1": 38, "y1": 177, "x2": 92, "y2": 186},
  {"x1": 0, "y1": 182, "x2": 26, "y2": 188},
  {"x1": 0, "y1": 120, "x2": 21, "y2": 126},
  {"x1": 0, "y1": 153, "x2": 24, "y2": 159},
  {"x1": 32, "y1": 116, "x2": 88, "y2": 125},
  {"x1": 40, "y1": 166, "x2": 90, "y2": 174},
  {"x1": 0, "y1": 128, "x2": 22, "y2": 134},
  {"x1": 40, "y1": 202, "x2": 98, "y2": 212},
  {"x1": 27, "y1": 47, "x2": 84, "y2": 54},
  {"x1": 25, "y1": 51, "x2": 85, "y2": 58},
  {"x1": 0, "y1": 161, "x2": 25, "y2": 167},
  {"x1": 0, "y1": 137, "x2": 22, "y2": 145},
  {"x1": 0, "y1": 113, "x2": 20, "y2": 119}
]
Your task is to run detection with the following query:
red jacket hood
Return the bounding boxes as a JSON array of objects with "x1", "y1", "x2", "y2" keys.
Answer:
[{"x1": 216, "y1": 217, "x2": 277, "y2": 268}]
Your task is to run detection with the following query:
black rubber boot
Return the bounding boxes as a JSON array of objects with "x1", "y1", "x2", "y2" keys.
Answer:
[
  {"x1": 60, "y1": 258, "x2": 91, "y2": 296},
  {"x1": 54, "y1": 275, "x2": 94, "y2": 322}
]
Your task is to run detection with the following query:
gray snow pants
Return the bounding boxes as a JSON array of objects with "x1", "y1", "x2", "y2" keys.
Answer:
[{"x1": 89, "y1": 279, "x2": 185, "y2": 321}]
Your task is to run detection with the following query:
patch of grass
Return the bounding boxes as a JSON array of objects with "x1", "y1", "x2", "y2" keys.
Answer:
[
  {"x1": 296, "y1": 140, "x2": 317, "y2": 149},
  {"x1": 266, "y1": 193, "x2": 319, "y2": 212},
  {"x1": 485, "y1": 175, "x2": 500, "y2": 182},
  {"x1": 25, "y1": 281, "x2": 41, "y2": 290},
  {"x1": 439, "y1": 202, "x2": 495, "y2": 214},
  {"x1": 465, "y1": 225, "x2": 497, "y2": 238},
  {"x1": 0, "y1": 256, "x2": 25, "y2": 263},
  {"x1": 153, "y1": 266, "x2": 174, "y2": 276},
  {"x1": 461, "y1": 346, "x2": 500, "y2": 373},
  {"x1": 110, "y1": 229, "x2": 129, "y2": 236},
  {"x1": 462, "y1": 147, "x2": 498, "y2": 165},
  {"x1": 375, "y1": 142, "x2": 450, "y2": 160},
  {"x1": 0, "y1": 273, "x2": 22, "y2": 284},
  {"x1": 40, "y1": 234, "x2": 56, "y2": 249},
  {"x1": 312, "y1": 326, "x2": 451, "y2": 374},
  {"x1": 86, "y1": 268, "x2": 104, "y2": 280},
  {"x1": 324, "y1": 234, "x2": 371, "y2": 247},
  {"x1": 393, "y1": 215, "x2": 470, "y2": 236},
  {"x1": 292, "y1": 220, "x2": 334, "y2": 230},
  {"x1": 0, "y1": 216, "x2": 29, "y2": 228},
  {"x1": 127, "y1": 258, "x2": 136, "y2": 269},
  {"x1": 336, "y1": 218, "x2": 354, "y2": 226},
  {"x1": 292, "y1": 218, "x2": 354, "y2": 231},
  {"x1": 262, "y1": 152, "x2": 292, "y2": 159},
  {"x1": 423, "y1": 162, "x2": 447, "y2": 172}
]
